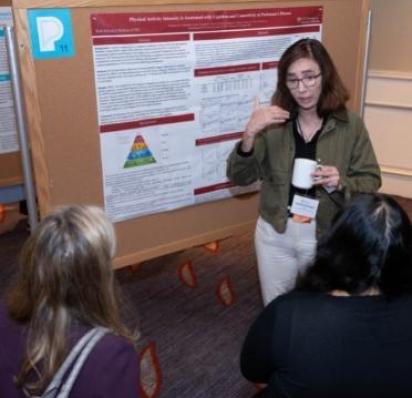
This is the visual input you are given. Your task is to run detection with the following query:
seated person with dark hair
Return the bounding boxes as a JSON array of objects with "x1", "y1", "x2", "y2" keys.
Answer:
[{"x1": 241, "y1": 193, "x2": 412, "y2": 398}]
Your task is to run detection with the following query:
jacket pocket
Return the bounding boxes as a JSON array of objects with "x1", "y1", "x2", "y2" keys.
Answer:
[
  {"x1": 260, "y1": 178, "x2": 288, "y2": 215},
  {"x1": 262, "y1": 169, "x2": 289, "y2": 186}
]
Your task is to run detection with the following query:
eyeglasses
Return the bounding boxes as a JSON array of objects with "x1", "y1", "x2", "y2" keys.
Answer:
[{"x1": 286, "y1": 73, "x2": 322, "y2": 90}]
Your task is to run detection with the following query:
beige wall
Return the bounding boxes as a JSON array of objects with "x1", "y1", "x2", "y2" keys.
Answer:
[
  {"x1": 364, "y1": 71, "x2": 412, "y2": 198},
  {"x1": 365, "y1": 1, "x2": 412, "y2": 198},
  {"x1": 369, "y1": 0, "x2": 412, "y2": 72}
]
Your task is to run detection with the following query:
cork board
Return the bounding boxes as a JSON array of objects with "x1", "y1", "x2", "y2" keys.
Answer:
[{"x1": 11, "y1": 0, "x2": 370, "y2": 268}]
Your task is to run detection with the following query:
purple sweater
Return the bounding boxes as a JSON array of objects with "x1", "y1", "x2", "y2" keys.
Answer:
[{"x1": 0, "y1": 302, "x2": 139, "y2": 397}]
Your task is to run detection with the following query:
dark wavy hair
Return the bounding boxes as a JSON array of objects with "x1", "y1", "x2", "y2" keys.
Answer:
[
  {"x1": 298, "y1": 194, "x2": 412, "y2": 296},
  {"x1": 272, "y1": 38, "x2": 349, "y2": 117}
]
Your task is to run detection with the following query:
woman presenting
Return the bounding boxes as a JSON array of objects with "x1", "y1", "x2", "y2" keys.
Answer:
[{"x1": 227, "y1": 38, "x2": 381, "y2": 305}]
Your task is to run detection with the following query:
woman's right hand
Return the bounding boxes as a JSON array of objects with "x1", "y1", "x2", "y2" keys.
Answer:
[{"x1": 241, "y1": 97, "x2": 290, "y2": 152}]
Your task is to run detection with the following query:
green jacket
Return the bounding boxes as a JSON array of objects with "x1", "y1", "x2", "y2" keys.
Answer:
[{"x1": 227, "y1": 109, "x2": 381, "y2": 237}]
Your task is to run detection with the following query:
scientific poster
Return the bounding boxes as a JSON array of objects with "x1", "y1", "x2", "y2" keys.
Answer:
[
  {"x1": 0, "y1": 7, "x2": 19, "y2": 154},
  {"x1": 91, "y1": 6, "x2": 323, "y2": 221}
]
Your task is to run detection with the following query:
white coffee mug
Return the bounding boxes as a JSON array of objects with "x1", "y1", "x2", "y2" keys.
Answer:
[{"x1": 291, "y1": 158, "x2": 317, "y2": 189}]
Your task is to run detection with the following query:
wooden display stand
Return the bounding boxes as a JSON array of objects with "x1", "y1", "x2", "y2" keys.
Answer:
[{"x1": 11, "y1": 0, "x2": 371, "y2": 268}]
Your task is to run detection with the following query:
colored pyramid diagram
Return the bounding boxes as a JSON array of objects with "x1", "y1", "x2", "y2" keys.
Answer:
[{"x1": 124, "y1": 135, "x2": 156, "y2": 168}]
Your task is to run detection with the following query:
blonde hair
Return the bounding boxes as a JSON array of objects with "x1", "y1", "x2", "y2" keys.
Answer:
[{"x1": 7, "y1": 205, "x2": 134, "y2": 393}]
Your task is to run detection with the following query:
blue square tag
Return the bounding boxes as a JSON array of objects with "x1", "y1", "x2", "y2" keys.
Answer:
[{"x1": 28, "y1": 9, "x2": 75, "y2": 60}]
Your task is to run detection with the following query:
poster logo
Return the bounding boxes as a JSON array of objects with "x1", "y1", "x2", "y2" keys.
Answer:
[
  {"x1": 37, "y1": 16, "x2": 64, "y2": 52},
  {"x1": 28, "y1": 9, "x2": 75, "y2": 59}
]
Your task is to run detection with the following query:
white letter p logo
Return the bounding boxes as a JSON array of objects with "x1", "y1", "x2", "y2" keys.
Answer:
[{"x1": 36, "y1": 16, "x2": 64, "y2": 52}]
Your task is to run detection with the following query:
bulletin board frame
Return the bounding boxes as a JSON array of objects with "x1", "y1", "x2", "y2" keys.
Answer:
[{"x1": 11, "y1": 0, "x2": 371, "y2": 268}]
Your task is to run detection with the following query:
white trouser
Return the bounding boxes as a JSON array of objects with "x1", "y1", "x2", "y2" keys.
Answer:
[{"x1": 254, "y1": 216, "x2": 317, "y2": 305}]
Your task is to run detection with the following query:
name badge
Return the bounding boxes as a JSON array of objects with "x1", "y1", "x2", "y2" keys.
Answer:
[{"x1": 290, "y1": 194, "x2": 319, "y2": 219}]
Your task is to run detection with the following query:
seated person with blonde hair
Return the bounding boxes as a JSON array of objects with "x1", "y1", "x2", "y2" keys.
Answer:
[
  {"x1": 241, "y1": 193, "x2": 412, "y2": 398},
  {"x1": 0, "y1": 205, "x2": 139, "y2": 397}
]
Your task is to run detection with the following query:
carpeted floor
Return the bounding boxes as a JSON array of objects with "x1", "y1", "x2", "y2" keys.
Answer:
[
  {"x1": 0, "y1": 194, "x2": 411, "y2": 397},
  {"x1": 119, "y1": 233, "x2": 261, "y2": 398}
]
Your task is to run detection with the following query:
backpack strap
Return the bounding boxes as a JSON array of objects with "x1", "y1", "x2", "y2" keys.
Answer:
[{"x1": 40, "y1": 327, "x2": 109, "y2": 398}]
